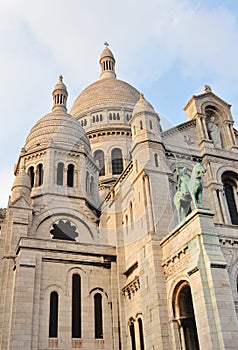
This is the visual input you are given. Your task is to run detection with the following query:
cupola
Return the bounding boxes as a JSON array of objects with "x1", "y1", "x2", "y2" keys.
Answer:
[
  {"x1": 11, "y1": 168, "x2": 31, "y2": 203},
  {"x1": 52, "y1": 75, "x2": 68, "y2": 112},
  {"x1": 131, "y1": 93, "x2": 161, "y2": 143},
  {"x1": 99, "y1": 42, "x2": 116, "y2": 79}
]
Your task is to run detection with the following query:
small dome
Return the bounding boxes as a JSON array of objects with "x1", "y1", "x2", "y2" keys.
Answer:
[
  {"x1": 24, "y1": 112, "x2": 90, "y2": 153},
  {"x1": 12, "y1": 170, "x2": 31, "y2": 191},
  {"x1": 24, "y1": 76, "x2": 90, "y2": 153},
  {"x1": 100, "y1": 46, "x2": 115, "y2": 60},
  {"x1": 133, "y1": 93, "x2": 155, "y2": 115},
  {"x1": 54, "y1": 74, "x2": 67, "y2": 91}
]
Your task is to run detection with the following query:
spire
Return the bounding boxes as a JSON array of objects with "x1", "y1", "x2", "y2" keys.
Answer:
[
  {"x1": 52, "y1": 75, "x2": 68, "y2": 112},
  {"x1": 99, "y1": 42, "x2": 116, "y2": 79}
]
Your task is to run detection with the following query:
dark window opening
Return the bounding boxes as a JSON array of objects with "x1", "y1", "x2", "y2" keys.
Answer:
[
  {"x1": 50, "y1": 220, "x2": 78, "y2": 241},
  {"x1": 176, "y1": 284, "x2": 200, "y2": 350},
  {"x1": 67, "y1": 164, "x2": 74, "y2": 187},
  {"x1": 36, "y1": 163, "x2": 44, "y2": 186},
  {"x1": 129, "y1": 322, "x2": 136, "y2": 350},
  {"x1": 138, "y1": 318, "x2": 145, "y2": 350},
  {"x1": 28, "y1": 166, "x2": 34, "y2": 188},
  {"x1": 112, "y1": 148, "x2": 123, "y2": 175},
  {"x1": 72, "y1": 274, "x2": 81, "y2": 338},
  {"x1": 154, "y1": 154, "x2": 159, "y2": 167},
  {"x1": 224, "y1": 183, "x2": 238, "y2": 224},
  {"x1": 94, "y1": 150, "x2": 105, "y2": 176},
  {"x1": 94, "y1": 293, "x2": 103, "y2": 339},
  {"x1": 49, "y1": 292, "x2": 58, "y2": 338},
  {"x1": 57, "y1": 162, "x2": 64, "y2": 185}
]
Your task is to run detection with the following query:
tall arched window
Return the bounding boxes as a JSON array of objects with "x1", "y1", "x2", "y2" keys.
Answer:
[
  {"x1": 154, "y1": 154, "x2": 159, "y2": 167},
  {"x1": 222, "y1": 171, "x2": 238, "y2": 225},
  {"x1": 90, "y1": 176, "x2": 94, "y2": 195},
  {"x1": 112, "y1": 148, "x2": 123, "y2": 175},
  {"x1": 138, "y1": 318, "x2": 145, "y2": 350},
  {"x1": 86, "y1": 171, "x2": 90, "y2": 192},
  {"x1": 72, "y1": 274, "x2": 81, "y2": 338},
  {"x1": 57, "y1": 162, "x2": 64, "y2": 186},
  {"x1": 94, "y1": 150, "x2": 105, "y2": 176},
  {"x1": 94, "y1": 293, "x2": 103, "y2": 339},
  {"x1": 173, "y1": 282, "x2": 200, "y2": 350},
  {"x1": 129, "y1": 321, "x2": 136, "y2": 350},
  {"x1": 28, "y1": 166, "x2": 34, "y2": 188},
  {"x1": 49, "y1": 291, "x2": 59, "y2": 338},
  {"x1": 130, "y1": 202, "x2": 134, "y2": 230},
  {"x1": 36, "y1": 163, "x2": 44, "y2": 186},
  {"x1": 67, "y1": 164, "x2": 74, "y2": 187}
]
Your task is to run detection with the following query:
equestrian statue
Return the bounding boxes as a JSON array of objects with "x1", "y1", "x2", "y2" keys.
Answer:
[{"x1": 173, "y1": 161, "x2": 206, "y2": 222}]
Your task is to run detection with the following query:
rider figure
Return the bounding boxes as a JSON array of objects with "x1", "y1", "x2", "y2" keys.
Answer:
[{"x1": 176, "y1": 165, "x2": 190, "y2": 196}]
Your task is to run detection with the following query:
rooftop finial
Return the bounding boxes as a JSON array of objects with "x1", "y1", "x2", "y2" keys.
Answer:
[
  {"x1": 59, "y1": 74, "x2": 63, "y2": 82},
  {"x1": 104, "y1": 41, "x2": 109, "y2": 47}
]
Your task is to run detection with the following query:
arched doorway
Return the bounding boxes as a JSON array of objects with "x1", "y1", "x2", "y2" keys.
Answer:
[{"x1": 173, "y1": 281, "x2": 200, "y2": 350}]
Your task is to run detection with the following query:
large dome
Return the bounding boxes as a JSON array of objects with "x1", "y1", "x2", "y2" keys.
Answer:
[
  {"x1": 71, "y1": 78, "x2": 140, "y2": 118},
  {"x1": 24, "y1": 112, "x2": 90, "y2": 153}
]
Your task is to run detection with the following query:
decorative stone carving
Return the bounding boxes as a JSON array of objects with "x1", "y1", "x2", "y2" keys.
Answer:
[
  {"x1": 122, "y1": 275, "x2": 140, "y2": 300},
  {"x1": 207, "y1": 115, "x2": 222, "y2": 148},
  {"x1": 50, "y1": 220, "x2": 78, "y2": 241},
  {"x1": 162, "y1": 248, "x2": 189, "y2": 280}
]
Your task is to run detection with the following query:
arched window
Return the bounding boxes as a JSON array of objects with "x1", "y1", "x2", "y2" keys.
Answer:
[
  {"x1": 129, "y1": 322, "x2": 136, "y2": 350},
  {"x1": 94, "y1": 293, "x2": 103, "y2": 339},
  {"x1": 222, "y1": 171, "x2": 238, "y2": 225},
  {"x1": 140, "y1": 121, "x2": 143, "y2": 129},
  {"x1": 112, "y1": 148, "x2": 123, "y2": 175},
  {"x1": 173, "y1": 282, "x2": 200, "y2": 350},
  {"x1": 86, "y1": 171, "x2": 90, "y2": 192},
  {"x1": 94, "y1": 150, "x2": 105, "y2": 176},
  {"x1": 28, "y1": 166, "x2": 34, "y2": 188},
  {"x1": 72, "y1": 274, "x2": 81, "y2": 338},
  {"x1": 130, "y1": 202, "x2": 134, "y2": 229},
  {"x1": 109, "y1": 113, "x2": 112, "y2": 121},
  {"x1": 149, "y1": 120, "x2": 153, "y2": 130},
  {"x1": 67, "y1": 164, "x2": 74, "y2": 187},
  {"x1": 57, "y1": 162, "x2": 64, "y2": 185},
  {"x1": 154, "y1": 154, "x2": 159, "y2": 167},
  {"x1": 125, "y1": 215, "x2": 128, "y2": 235},
  {"x1": 138, "y1": 318, "x2": 145, "y2": 350},
  {"x1": 36, "y1": 163, "x2": 44, "y2": 186},
  {"x1": 90, "y1": 176, "x2": 94, "y2": 195},
  {"x1": 49, "y1": 291, "x2": 59, "y2": 338}
]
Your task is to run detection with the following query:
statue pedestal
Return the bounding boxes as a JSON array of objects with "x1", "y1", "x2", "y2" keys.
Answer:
[{"x1": 161, "y1": 208, "x2": 238, "y2": 350}]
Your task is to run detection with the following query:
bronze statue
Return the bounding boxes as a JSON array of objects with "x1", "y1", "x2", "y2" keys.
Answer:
[{"x1": 174, "y1": 161, "x2": 206, "y2": 222}]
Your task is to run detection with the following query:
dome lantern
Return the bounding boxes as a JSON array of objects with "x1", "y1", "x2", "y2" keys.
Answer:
[
  {"x1": 99, "y1": 42, "x2": 116, "y2": 80},
  {"x1": 52, "y1": 75, "x2": 68, "y2": 112}
]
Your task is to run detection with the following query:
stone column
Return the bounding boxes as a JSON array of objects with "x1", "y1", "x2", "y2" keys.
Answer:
[{"x1": 10, "y1": 254, "x2": 36, "y2": 350}]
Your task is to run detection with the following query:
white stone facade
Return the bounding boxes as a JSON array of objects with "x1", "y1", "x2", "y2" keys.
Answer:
[{"x1": 0, "y1": 46, "x2": 238, "y2": 349}]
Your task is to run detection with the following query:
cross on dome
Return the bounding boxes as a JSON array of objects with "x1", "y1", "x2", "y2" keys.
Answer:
[{"x1": 104, "y1": 41, "x2": 109, "y2": 47}]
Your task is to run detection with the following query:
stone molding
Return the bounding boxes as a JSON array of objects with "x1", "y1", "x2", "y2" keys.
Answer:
[{"x1": 122, "y1": 275, "x2": 140, "y2": 300}]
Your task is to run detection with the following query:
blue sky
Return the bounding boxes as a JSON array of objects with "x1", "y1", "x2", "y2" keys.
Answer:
[{"x1": 1, "y1": 0, "x2": 238, "y2": 206}]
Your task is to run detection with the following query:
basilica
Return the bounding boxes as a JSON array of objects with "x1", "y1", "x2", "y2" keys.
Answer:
[{"x1": 0, "y1": 44, "x2": 238, "y2": 349}]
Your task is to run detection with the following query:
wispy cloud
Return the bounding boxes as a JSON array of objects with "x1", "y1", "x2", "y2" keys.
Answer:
[{"x1": 1, "y1": 0, "x2": 238, "y2": 207}]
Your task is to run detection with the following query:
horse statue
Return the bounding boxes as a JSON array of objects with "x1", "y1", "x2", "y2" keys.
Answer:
[{"x1": 173, "y1": 161, "x2": 206, "y2": 222}]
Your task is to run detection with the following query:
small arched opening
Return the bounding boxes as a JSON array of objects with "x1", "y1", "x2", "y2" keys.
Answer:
[
  {"x1": 222, "y1": 171, "x2": 238, "y2": 225},
  {"x1": 173, "y1": 281, "x2": 200, "y2": 350}
]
